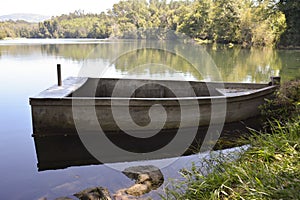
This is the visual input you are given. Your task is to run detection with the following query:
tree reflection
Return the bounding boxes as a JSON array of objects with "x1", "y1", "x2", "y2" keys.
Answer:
[
  {"x1": 112, "y1": 48, "x2": 203, "y2": 80},
  {"x1": 206, "y1": 46, "x2": 283, "y2": 83},
  {"x1": 0, "y1": 40, "x2": 298, "y2": 82}
]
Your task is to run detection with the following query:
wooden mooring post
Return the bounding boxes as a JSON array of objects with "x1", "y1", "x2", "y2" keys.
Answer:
[
  {"x1": 57, "y1": 64, "x2": 62, "y2": 86},
  {"x1": 271, "y1": 76, "x2": 281, "y2": 86}
]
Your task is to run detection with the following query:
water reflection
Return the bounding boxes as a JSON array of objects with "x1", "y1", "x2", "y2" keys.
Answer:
[
  {"x1": 33, "y1": 129, "x2": 199, "y2": 171},
  {"x1": 34, "y1": 135, "x2": 100, "y2": 171},
  {"x1": 33, "y1": 118, "x2": 256, "y2": 172},
  {"x1": 112, "y1": 48, "x2": 203, "y2": 80},
  {"x1": 205, "y1": 46, "x2": 281, "y2": 82},
  {"x1": 278, "y1": 50, "x2": 300, "y2": 80},
  {"x1": 1, "y1": 40, "x2": 298, "y2": 82}
]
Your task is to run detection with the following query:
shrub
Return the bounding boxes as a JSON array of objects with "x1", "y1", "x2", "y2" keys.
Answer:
[{"x1": 260, "y1": 80, "x2": 300, "y2": 127}]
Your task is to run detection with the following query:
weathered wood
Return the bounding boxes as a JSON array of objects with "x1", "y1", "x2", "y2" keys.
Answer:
[
  {"x1": 30, "y1": 77, "x2": 277, "y2": 136},
  {"x1": 57, "y1": 64, "x2": 62, "y2": 86},
  {"x1": 271, "y1": 76, "x2": 281, "y2": 85}
]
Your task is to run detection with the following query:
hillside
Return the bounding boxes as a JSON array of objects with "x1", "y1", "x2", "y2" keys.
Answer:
[{"x1": 0, "y1": 13, "x2": 50, "y2": 23}]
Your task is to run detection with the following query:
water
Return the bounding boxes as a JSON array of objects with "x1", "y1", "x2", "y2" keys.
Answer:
[{"x1": 0, "y1": 39, "x2": 299, "y2": 199}]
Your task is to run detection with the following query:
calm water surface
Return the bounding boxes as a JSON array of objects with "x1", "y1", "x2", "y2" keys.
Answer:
[{"x1": 0, "y1": 39, "x2": 299, "y2": 199}]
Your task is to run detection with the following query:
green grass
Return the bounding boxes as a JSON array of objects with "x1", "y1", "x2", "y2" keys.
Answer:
[{"x1": 162, "y1": 117, "x2": 300, "y2": 200}]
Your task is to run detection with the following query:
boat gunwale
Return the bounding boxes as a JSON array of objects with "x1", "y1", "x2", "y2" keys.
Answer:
[
  {"x1": 30, "y1": 84, "x2": 277, "y2": 106},
  {"x1": 30, "y1": 77, "x2": 273, "y2": 98},
  {"x1": 34, "y1": 76, "x2": 272, "y2": 91}
]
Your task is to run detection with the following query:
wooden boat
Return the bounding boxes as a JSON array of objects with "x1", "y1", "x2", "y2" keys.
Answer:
[{"x1": 30, "y1": 76, "x2": 279, "y2": 137}]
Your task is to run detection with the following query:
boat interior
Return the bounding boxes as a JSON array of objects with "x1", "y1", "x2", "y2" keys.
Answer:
[{"x1": 68, "y1": 78, "x2": 268, "y2": 98}]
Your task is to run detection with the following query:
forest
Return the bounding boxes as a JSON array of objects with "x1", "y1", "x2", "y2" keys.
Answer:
[{"x1": 0, "y1": 0, "x2": 299, "y2": 47}]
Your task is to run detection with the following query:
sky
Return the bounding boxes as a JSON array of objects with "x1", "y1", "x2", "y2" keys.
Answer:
[{"x1": 0, "y1": 0, "x2": 121, "y2": 16}]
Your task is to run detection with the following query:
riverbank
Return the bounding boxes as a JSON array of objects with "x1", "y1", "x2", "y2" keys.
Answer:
[
  {"x1": 162, "y1": 80, "x2": 300, "y2": 200},
  {"x1": 162, "y1": 117, "x2": 300, "y2": 200}
]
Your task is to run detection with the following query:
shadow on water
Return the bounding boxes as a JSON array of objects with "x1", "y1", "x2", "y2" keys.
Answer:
[{"x1": 33, "y1": 116, "x2": 259, "y2": 171}]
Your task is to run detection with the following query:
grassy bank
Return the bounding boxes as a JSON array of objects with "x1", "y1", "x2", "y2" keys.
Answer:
[{"x1": 162, "y1": 81, "x2": 300, "y2": 200}]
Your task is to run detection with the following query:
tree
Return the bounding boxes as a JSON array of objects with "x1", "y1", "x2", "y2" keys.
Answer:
[
  {"x1": 109, "y1": 0, "x2": 150, "y2": 37},
  {"x1": 38, "y1": 22, "x2": 51, "y2": 38},
  {"x1": 211, "y1": 0, "x2": 241, "y2": 44},
  {"x1": 0, "y1": 0, "x2": 292, "y2": 47},
  {"x1": 278, "y1": 0, "x2": 300, "y2": 47},
  {"x1": 0, "y1": 29, "x2": 6, "y2": 39},
  {"x1": 176, "y1": 0, "x2": 212, "y2": 39},
  {"x1": 248, "y1": 0, "x2": 286, "y2": 46}
]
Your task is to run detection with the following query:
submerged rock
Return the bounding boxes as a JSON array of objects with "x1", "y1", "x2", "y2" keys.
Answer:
[
  {"x1": 122, "y1": 165, "x2": 164, "y2": 189},
  {"x1": 114, "y1": 189, "x2": 134, "y2": 200},
  {"x1": 71, "y1": 165, "x2": 163, "y2": 199},
  {"x1": 126, "y1": 184, "x2": 150, "y2": 196},
  {"x1": 114, "y1": 188, "x2": 150, "y2": 200},
  {"x1": 74, "y1": 187, "x2": 112, "y2": 200},
  {"x1": 121, "y1": 165, "x2": 164, "y2": 196},
  {"x1": 137, "y1": 174, "x2": 151, "y2": 184}
]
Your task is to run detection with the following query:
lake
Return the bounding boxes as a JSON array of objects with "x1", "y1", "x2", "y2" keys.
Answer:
[{"x1": 0, "y1": 39, "x2": 299, "y2": 199}]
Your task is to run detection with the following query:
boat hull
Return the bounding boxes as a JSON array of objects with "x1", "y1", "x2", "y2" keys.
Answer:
[{"x1": 30, "y1": 77, "x2": 276, "y2": 136}]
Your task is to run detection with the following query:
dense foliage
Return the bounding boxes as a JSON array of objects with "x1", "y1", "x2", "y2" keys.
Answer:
[
  {"x1": 278, "y1": 0, "x2": 300, "y2": 47},
  {"x1": 261, "y1": 80, "x2": 300, "y2": 126},
  {"x1": 0, "y1": 20, "x2": 36, "y2": 39},
  {"x1": 0, "y1": 0, "x2": 299, "y2": 47}
]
